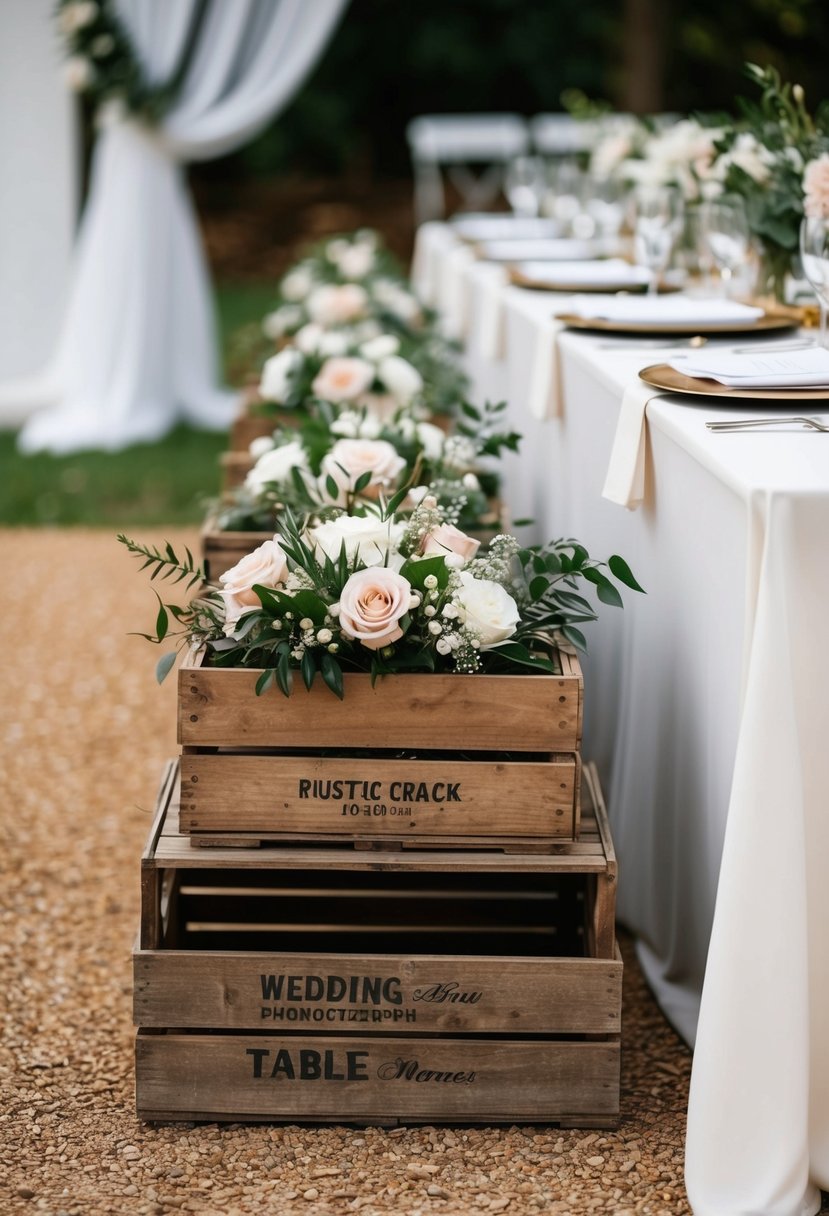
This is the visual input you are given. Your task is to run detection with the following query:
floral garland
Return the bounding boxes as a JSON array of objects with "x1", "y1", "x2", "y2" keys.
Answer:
[{"x1": 56, "y1": 0, "x2": 205, "y2": 123}]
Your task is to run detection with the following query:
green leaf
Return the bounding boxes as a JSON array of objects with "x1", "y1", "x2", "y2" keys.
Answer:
[
  {"x1": 320, "y1": 652, "x2": 344, "y2": 700},
  {"x1": 276, "y1": 650, "x2": 293, "y2": 698},
  {"x1": 596, "y1": 580, "x2": 624, "y2": 609},
  {"x1": 354, "y1": 470, "x2": 373, "y2": 493},
  {"x1": 608, "y1": 554, "x2": 645, "y2": 593},
  {"x1": 560, "y1": 625, "x2": 588, "y2": 651},
  {"x1": 400, "y1": 554, "x2": 449, "y2": 591},
  {"x1": 155, "y1": 597, "x2": 168, "y2": 641},
  {"x1": 487, "y1": 642, "x2": 556, "y2": 672},
  {"x1": 325, "y1": 473, "x2": 340, "y2": 500},
  {"x1": 254, "y1": 669, "x2": 275, "y2": 696},
  {"x1": 155, "y1": 651, "x2": 177, "y2": 684},
  {"x1": 529, "y1": 575, "x2": 549, "y2": 600},
  {"x1": 301, "y1": 649, "x2": 316, "y2": 691}
]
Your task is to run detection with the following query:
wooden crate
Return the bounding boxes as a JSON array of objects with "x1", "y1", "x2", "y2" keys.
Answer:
[
  {"x1": 134, "y1": 760, "x2": 620, "y2": 1125},
  {"x1": 179, "y1": 749, "x2": 581, "y2": 849},
  {"x1": 178, "y1": 643, "x2": 583, "y2": 848},
  {"x1": 179, "y1": 645, "x2": 583, "y2": 754}
]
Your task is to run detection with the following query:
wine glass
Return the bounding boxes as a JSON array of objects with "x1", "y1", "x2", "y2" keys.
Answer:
[
  {"x1": 503, "y1": 156, "x2": 546, "y2": 218},
  {"x1": 633, "y1": 185, "x2": 684, "y2": 295},
  {"x1": 585, "y1": 176, "x2": 627, "y2": 254},
  {"x1": 541, "y1": 158, "x2": 585, "y2": 234},
  {"x1": 800, "y1": 216, "x2": 829, "y2": 347},
  {"x1": 698, "y1": 197, "x2": 750, "y2": 296}
]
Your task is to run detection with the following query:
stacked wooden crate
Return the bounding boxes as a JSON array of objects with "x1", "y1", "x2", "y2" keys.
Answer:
[{"x1": 133, "y1": 646, "x2": 623, "y2": 1125}]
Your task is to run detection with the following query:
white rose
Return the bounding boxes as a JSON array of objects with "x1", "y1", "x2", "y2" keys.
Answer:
[
  {"x1": 354, "y1": 320, "x2": 382, "y2": 342},
  {"x1": 378, "y1": 355, "x2": 423, "y2": 404},
  {"x1": 244, "y1": 439, "x2": 309, "y2": 497},
  {"x1": 312, "y1": 357, "x2": 375, "y2": 403},
  {"x1": 372, "y1": 278, "x2": 420, "y2": 322},
  {"x1": 294, "y1": 323, "x2": 324, "y2": 354},
  {"x1": 455, "y1": 573, "x2": 520, "y2": 649},
  {"x1": 330, "y1": 410, "x2": 382, "y2": 439},
  {"x1": 63, "y1": 56, "x2": 94, "y2": 91},
  {"x1": 308, "y1": 514, "x2": 406, "y2": 568},
  {"x1": 262, "y1": 305, "x2": 303, "y2": 340},
  {"x1": 307, "y1": 284, "x2": 369, "y2": 326},
  {"x1": 335, "y1": 243, "x2": 376, "y2": 279},
  {"x1": 249, "y1": 436, "x2": 275, "y2": 460},
  {"x1": 59, "y1": 1, "x2": 98, "y2": 33},
  {"x1": 320, "y1": 438, "x2": 406, "y2": 503},
  {"x1": 360, "y1": 334, "x2": 400, "y2": 362},
  {"x1": 318, "y1": 330, "x2": 350, "y2": 357},
  {"x1": 326, "y1": 238, "x2": 350, "y2": 263},
  {"x1": 281, "y1": 265, "x2": 315, "y2": 302},
  {"x1": 416, "y1": 422, "x2": 445, "y2": 461},
  {"x1": 259, "y1": 348, "x2": 303, "y2": 404},
  {"x1": 219, "y1": 536, "x2": 289, "y2": 634}
]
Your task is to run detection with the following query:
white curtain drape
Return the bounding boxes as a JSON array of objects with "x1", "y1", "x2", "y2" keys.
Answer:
[{"x1": 12, "y1": 0, "x2": 347, "y2": 454}]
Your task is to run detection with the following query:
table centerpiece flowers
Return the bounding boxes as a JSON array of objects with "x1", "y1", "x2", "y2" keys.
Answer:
[{"x1": 120, "y1": 497, "x2": 643, "y2": 699}]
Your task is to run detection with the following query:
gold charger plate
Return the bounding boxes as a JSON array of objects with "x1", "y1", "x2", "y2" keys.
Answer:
[
  {"x1": 639, "y1": 362, "x2": 829, "y2": 401},
  {"x1": 555, "y1": 311, "x2": 797, "y2": 337}
]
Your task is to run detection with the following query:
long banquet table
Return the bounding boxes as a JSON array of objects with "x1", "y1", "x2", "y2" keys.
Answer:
[{"x1": 413, "y1": 222, "x2": 829, "y2": 1216}]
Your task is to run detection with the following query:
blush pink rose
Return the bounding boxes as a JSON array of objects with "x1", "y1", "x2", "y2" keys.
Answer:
[
  {"x1": 307, "y1": 284, "x2": 369, "y2": 325},
  {"x1": 420, "y1": 523, "x2": 481, "y2": 567},
  {"x1": 338, "y1": 567, "x2": 412, "y2": 651},
  {"x1": 320, "y1": 437, "x2": 407, "y2": 503},
  {"x1": 219, "y1": 536, "x2": 288, "y2": 633},
  {"x1": 312, "y1": 356, "x2": 375, "y2": 403}
]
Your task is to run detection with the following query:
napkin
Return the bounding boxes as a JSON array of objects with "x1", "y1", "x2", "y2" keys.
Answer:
[
  {"x1": 479, "y1": 238, "x2": 596, "y2": 263},
  {"x1": 568, "y1": 295, "x2": 765, "y2": 326},
  {"x1": 515, "y1": 259, "x2": 652, "y2": 290},
  {"x1": 527, "y1": 317, "x2": 566, "y2": 420},
  {"x1": 451, "y1": 215, "x2": 561, "y2": 242},
  {"x1": 602, "y1": 380, "x2": 669, "y2": 509},
  {"x1": 671, "y1": 346, "x2": 829, "y2": 388}
]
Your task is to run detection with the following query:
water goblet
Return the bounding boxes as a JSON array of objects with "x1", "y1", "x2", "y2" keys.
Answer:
[
  {"x1": 504, "y1": 156, "x2": 546, "y2": 218},
  {"x1": 633, "y1": 185, "x2": 684, "y2": 295},
  {"x1": 800, "y1": 215, "x2": 829, "y2": 347}
]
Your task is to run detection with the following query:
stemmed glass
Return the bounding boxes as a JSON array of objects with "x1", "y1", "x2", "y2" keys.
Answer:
[
  {"x1": 541, "y1": 158, "x2": 585, "y2": 234},
  {"x1": 503, "y1": 156, "x2": 546, "y2": 218},
  {"x1": 585, "y1": 176, "x2": 627, "y2": 253},
  {"x1": 799, "y1": 216, "x2": 829, "y2": 347},
  {"x1": 633, "y1": 185, "x2": 684, "y2": 295},
  {"x1": 698, "y1": 197, "x2": 750, "y2": 295}
]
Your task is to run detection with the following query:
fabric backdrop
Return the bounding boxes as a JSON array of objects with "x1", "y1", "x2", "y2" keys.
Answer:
[{"x1": 12, "y1": 0, "x2": 347, "y2": 454}]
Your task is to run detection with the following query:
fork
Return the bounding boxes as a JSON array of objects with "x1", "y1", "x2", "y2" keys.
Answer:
[{"x1": 706, "y1": 416, "x2": 829, "y2": 432}]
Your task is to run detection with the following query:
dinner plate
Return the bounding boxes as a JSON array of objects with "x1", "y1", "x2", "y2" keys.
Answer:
[
  {"x1": 555, "y1": 312, "x2": 797, "y2": 337},
  {"x1": 510, "y1": 263, "x2": 667, "y2": 293},
  {"x1": 639, "y1": 363, "x2": 829, "y2": 400},
  {"x1": 451, "y1": 216, "x2": 561, "y2": 243}
]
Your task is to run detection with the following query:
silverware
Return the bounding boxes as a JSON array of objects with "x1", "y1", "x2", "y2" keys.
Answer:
[{"x1": 706, "y1": 416, "x2": 829, "y2": 433}]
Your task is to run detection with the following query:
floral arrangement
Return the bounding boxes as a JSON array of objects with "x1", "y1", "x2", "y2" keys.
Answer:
[
  {"x1": 56, "y1": 0, "x2": 198, "y2": 122},
  {"x1": 252, "y1": 330, "x2": 468, "y2": 421},
  {"x1": 614, "y1": 119, "x2": 724, "y2": 202},
  {"x1": 217, "y1": 396, "x2": 516, "y2": 535},
  {"x1": 120, "y1": 501, "x2": 642, "y2": 698},
  {"x1": 708, "y1": 65, "x2": 829, "y2": 293}
]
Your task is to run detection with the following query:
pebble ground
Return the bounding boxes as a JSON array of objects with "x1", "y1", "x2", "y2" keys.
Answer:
[{"x1": 0, "y1": 527, "x2": 746, "y2": 1215}]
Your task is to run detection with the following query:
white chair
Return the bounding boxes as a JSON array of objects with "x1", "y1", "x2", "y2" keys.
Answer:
[
  {"x1": 407, "y1": 113, "x2": 530, "y2": 224},
  {"x1": 530, "y1": 113, "x2": 594, "y2": 157}
]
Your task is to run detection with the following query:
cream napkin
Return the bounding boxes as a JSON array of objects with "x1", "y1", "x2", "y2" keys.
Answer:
[
  {"x1": 451, "y1": 215, "x2": 560, "y2": 242},
  {"x1": 602, "y1": 380, "x2": 669, "y2": 509},
  {"x1": 515, "y1": 259, "x2": 652, "y2": 291},
  {"x1": 480, "y1": 237, "x2": 596, "y2": 263},
  {"x1": 527, "y1": 317, "x2": 566, "y2": 420},
  {"x1": 670, "y1": 346, "x2": 829, "y2": 388},
  {"x1": 569, "y1": 295, "x2": 764, "y2": 326}
]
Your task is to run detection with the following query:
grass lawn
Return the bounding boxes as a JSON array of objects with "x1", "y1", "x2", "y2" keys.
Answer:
[{"x1": 0, "y1": 280, "x2": 276, "y2": 527}]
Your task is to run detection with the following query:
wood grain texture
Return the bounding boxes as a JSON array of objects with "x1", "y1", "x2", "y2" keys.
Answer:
[
  {"x1": 135, "y1": 1033, "x2": 620, "y2": 1121},
  {"x1": 178, "y1": 647, "x2": 583, "y2": 753},
  {"x1": 134, "y1": 947, "x2": 622, "y2": 1033},
  {"x1": 179, "y1": 752, "x2": 580, "y2": 842}
]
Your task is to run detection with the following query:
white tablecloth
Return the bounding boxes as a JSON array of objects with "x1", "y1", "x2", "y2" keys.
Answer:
[{"x1": 415, "y1": 223, "x2": 829, "y2": 1216}]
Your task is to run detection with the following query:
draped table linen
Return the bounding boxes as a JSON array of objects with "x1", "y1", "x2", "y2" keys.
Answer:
[{"x1": 417, "y1": 223, "x2": 829, "y2": 1216}]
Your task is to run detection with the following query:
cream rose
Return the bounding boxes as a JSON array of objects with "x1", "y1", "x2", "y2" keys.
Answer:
[
  {"x1": 804, "y1": 154, "x2": 829, "y2": 220},
  {"x1": 330, "y1": 410, "x2": 382, "y2": 439},
  {"x1": 455, "y1": 572, "x2": 520, "y2": 648},
  {"x1": 307, "y1": 284, "x2": 369, "y2": 326},
  {"x1": 371, "y1": 278, "x2": 421, "y2": 323},
  {"x1": 308, "y1": 514, "x2": 406, "y2": 568},
  {"x1": 378, "y1": 354, "x2": 423, "y2": 404},
  {"x1": 320, "y1": 438, "x2": 406, "y2": 503},
  {"x1": 421, "y1": 524, "x2": 480, "y2": 567},
  {"x1": 359, "y1": 334, "x2": 400, "y2": 362},
  {"x1": 338, "y1": 567, "x2": 412, "y2": 651},
  {"x1": 416, "y1": 421, "x2": 446, "y2": 461},
  {"x1": 335, "y1": 243, "x2": 376, "y2": 279},
  {"x1": 219, "y1": 536, "x2": 288, "y2": 633},
  {"x1": 281, "y1": 265, "x2": 315, "y2": 302},
  {"x1": 244, "y1": 440, "x2": 309, "y2": 497},
  {"x1": 262, "y1": 305, "x2": 303, "y2": 340},
  {"x1": 312, "y1": 356, "x2": 375, "y2": 403},
  {"x1": 259, "y1": 348, "x2": 303, "y2": 404}
]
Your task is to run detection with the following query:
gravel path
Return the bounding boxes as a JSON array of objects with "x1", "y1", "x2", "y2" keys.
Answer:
[{"x1": 1, "y1": 527, "x2": 697, "y2": 1216}]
